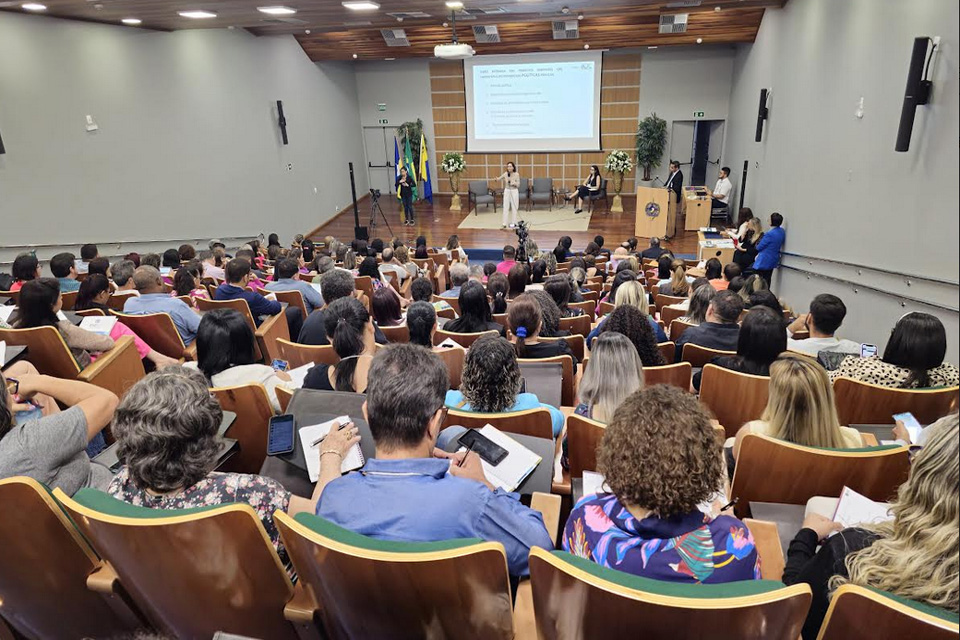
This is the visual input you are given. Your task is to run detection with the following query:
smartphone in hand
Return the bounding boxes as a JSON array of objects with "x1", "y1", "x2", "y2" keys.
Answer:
[{"x1": 893, "y1": 412, "x2": 922, "y2": 444}]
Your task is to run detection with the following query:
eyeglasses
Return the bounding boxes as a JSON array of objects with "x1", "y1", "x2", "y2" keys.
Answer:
[
  {"x1": 437, "y1": 405, "x2": 449, "y2": 425},
  {"x1": 4, "y1": 378, "x2": 19, "y2": 397}
]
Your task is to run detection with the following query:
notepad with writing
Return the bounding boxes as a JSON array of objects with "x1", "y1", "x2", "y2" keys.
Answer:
[
  {"x1": 582, "y1": 470, "x2": 607, "y2": 497},
  {"x1": 832, "y1": 486, "x2": 893, "y2": 529},
  {"x1": 466, "y1": 425, "x2": 541, "y2": 493},
  {"x1": 79, "y1": 316, "x2": 117, "y2": 335},
  {"x1": 298, "y1": 415, "x2": 364, "y2": 482}
]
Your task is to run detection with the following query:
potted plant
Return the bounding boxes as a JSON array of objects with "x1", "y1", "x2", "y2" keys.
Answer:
[
  {"x1": 440, "y1": 151, "x2": 467, "y2": 212},
  {"x1": 635, "y1": 113, "x2": 667, "y2": 186},
  {"x1": 603, "y1": 149, "x2": 634, "y2": 213}
]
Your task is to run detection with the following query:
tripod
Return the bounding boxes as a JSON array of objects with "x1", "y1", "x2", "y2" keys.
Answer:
[{"x1": 368, "y1": 191, "x2": 394, "y2": 236}]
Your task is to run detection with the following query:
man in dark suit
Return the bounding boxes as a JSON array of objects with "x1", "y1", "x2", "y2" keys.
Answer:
[
  {"x1": 663, "y1": 160, "x2": 683, "y2": 204},
  {"x1": 675, "y1": 290, "x2": 743, "y2": 362}
]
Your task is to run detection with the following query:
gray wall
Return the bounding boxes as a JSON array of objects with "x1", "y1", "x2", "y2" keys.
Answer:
[
  {"x1": 0, "y1": 12, "x2": 367, "y2": 268},
  {"x1": 724, "y1": 0, "x2": 959, "y2": 363}
]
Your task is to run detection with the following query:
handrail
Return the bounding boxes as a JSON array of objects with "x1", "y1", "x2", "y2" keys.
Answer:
[
  {"x1": 780, "y1": 264, "x2": 959, "y2": 314},
  {"x1": 0, "y1": 235, "x2": 260, "y2": 252},
  {"x1": 781, "y1": 252, "x2": 959, "y2": 287}
]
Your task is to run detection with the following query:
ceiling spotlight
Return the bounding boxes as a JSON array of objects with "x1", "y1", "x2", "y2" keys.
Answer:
[
  {"x1": 560, "y1": 6, "x2": 570, "y2": 14},
  {"x1": 714, "y1": 5, "x2": 721, "y2": 11},
  {"x1": 121, "y1": 17, "x2": 142, "y2": 24},
  {"x1": 445, "y1": 1, "x2": 463, "y2": 8},
  {"x1": 305, "y1": 29, "x2": 311, "y2": 34},
  {"x1": 696, "y1": 37, "x2": 703, "y2": 44},
  {"x1": 577, "y1": 13, "x2": 583, "y2": 20},
  {"x1": 178, "y1": 10, "x2": 217, "y2": 18},
  {"x1": 352, "y1": 53, "x2": 358, "y2": 58},
  {"x1": 341, "y1": 1, "x2": 380, "y2": 10},
  {"x1": 647, "y1": 45, "x2": 658, "y2": 49},
  {"x1": 583, "y1": 43, "x2": 589, "y2": 49},
  {"x1": 257, "y1": 6, "x2": 297, "y2": 15},
  {"x1": 21, "y1": 3, "x2": 46, "y2": 10}
]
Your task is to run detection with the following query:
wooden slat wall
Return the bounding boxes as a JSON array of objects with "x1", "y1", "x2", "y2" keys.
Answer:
[{"x1": 430, "y1": 53, "x2": 640, "y2": 195}]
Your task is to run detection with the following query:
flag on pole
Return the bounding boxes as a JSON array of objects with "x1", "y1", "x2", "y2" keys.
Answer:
[
  {"x1": 418, "y1": 132, "x2": 433, "y2": 203},
  {"x1": 394, "y1": 137, "x2": 402, "y2": 199},
  {"x1": 403, "y1": 136, "x2": 419, "y2": 201}
]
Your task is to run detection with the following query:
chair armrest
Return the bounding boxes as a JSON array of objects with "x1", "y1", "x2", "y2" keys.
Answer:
[
  {"x1": 86, "y1": 560, "x2": 147, "y2": 628},
  {"x1": 743, "y1": 518, "x2": 785, "y2": 581},
  {"x1": 530, "y1": 491, "x2": 562, "y2": 546},
  {"x1": 513, "y1": 580, "x2": 537, "y2": 640},
  {"x1": 859, "y1": 431, "x2": 878, "y2": 447},
  {"x1": 87, "y1": 560, "x2": 122, "y2": 594},
  {"x1": 183, "y1": 341, "x2": 198, "y2": 361},
  {"x1": 284, "y1": 582, "x2": 323, "y2": 632},
  {"x1": 78, "y1": 335, "x2": 145, "y2": 398},
  {"x1": 256, "y1": 311, "x2": 291, "y2": 363}
]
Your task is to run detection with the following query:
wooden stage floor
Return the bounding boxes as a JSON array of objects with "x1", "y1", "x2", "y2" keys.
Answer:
[{"x1": 307, "y1": 194, "x2": 703, "y2": 255}]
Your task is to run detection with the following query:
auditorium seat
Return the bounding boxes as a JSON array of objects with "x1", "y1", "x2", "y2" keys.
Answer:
[
  {"x1": 378, "y1": 323, "x2": 410, "y2": 343},
  {"x1": 114, "y1": 311, "x2": 197, "y2": 361},
  {"x1": 528, "y1": 548, "x2": 811, "y2": 640},
  {"x1": 598, "y1": 301, "x2": 615, "y2": 317},
  {"x1": 59, "y1": 290, "x2": 79, "y2": 311},
  {"x1": 655, "y1": 293, "x2": 686, "y2": 312},
  {"x1": 354, "y1": 275, "x2": 374, "y2": 311},
  {"x1": 558, "y1": 314, "x2": 591, "y2": 338},
  {"x1": 0, "y1": 477, "x2": 143, "y2": 639},
  {"x1": 681, "y1": 343, "x2": 737, "y2": 368},
  {"x1": 55, "y1": 489, "x2": 299, "y2": 639},
  {"x1": 817, "y1": 584, "x2": 959, "y2": 640},
  {"x1": 433, "y1": 328, "x2": 499, "y2": 349},
  {"x1": 255, "y1": 309, "x2": 291, "y2": 363},
  {"x1": 657, "y1": 341, "x2": 676, "y2": 364},
  {"x1": 196, "y1": 297, "x2": 264, "y2": 359},
  {"x1": 519, "y1": 354, "x2": 575, "y2": 406},
  {"x1": 276, "y1": 385, "x2": 294, "y2": 413},
  {"x1": 212, "y1": 382, "x2": 275, "y2": 474},
  {"x1": 260, "y1": 287, "x2": 308, "y2": 319},
  {"x1": 541, "y1": 333, "x2": 585, "y2": 361},
  {"x1": 442, "y1": 407, "x2": 554, "y2": 440},
  {"x1": 730, "y1": 434, "x2": 910, "y2": 518},
  {"x1": 432, "y1": 294, "x2": 461, "y2": 316},
  {"x1": 566, "y1": 413, "x2": 605, "y2": 478},
  {"x1": 276, "y1": 338, "x2": 339, "y2": 368},
  {"x1": 75, "y1": 308, "x2": 106, "y2": 317},
  {"x1": 669, "y1": 318, "x2": 695, "y2": 341},
  {"x1": 643, "y1": 362, "x2": 693, "y2": 390},
  {"x1": 567, "y1": 300, "x2": 596, "y2": 320},
  {"x1": 434, "y1": 344, "x2": 465, "y2": 389},
  {"x1": 832, "y1": 377, "x2": 959, "y2": 426},
  {"x1": 699, "y1": 364, "x2": 770, "y2": 438}
]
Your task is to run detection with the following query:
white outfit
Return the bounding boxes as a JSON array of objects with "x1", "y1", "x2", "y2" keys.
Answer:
[
  {"x1": 713, "y1": 177, "x2": 733, "y2": 202},
  {"x1": 786, "y1": 332, "x2": 861, "y2": 357},
  {"x1": 499, "y1": 172, "x2": 521, "y2": 227}
]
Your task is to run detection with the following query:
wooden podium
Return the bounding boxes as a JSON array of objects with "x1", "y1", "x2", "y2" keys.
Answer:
[{"x1": 634, "y1": 186, "x2": 676, "y2": 239}]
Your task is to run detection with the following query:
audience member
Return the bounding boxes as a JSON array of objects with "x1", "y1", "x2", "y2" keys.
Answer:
[
  {"x1": 377, "y1": 247, "x2": 408, "y2": 283},
  {"x1": 496, "y1": 245, "x2": 518, "y2": 275},
  {"x1": 124, "y1": 252, "x2": 141, "y2": 268},
  {"x1": 201, "y1": 248, "x2": 227, "y2": 280},
  {"x1": 508, "y1": 294, "x2": 578, "y2": 374},
  {"x1": 444, "y1": 234, "x2": 467, "y2": 262},
  {"x1": 161, "y1": 249, "x2": 181, "y2": 283},
  {"x1": 172, "y1": 264, "x2": 210, "y2": 303},
  {"x1": 265, "y1": 257, "x2": 323, "y2": 314},
  {"x1": 443, "y1": 280, "x2": 506, "y2": 336},
  {"x1": 658, "y1": 259, "x2": 691, "y2": 297},
  {"x1": 10, "y1": 253, "x2": 41, "y2": 291},
  {"x1": 317, "y1": 344, "x2": 552, "y2": 577},
  {"x1": 482, "y1": 262, "x2": 497, "y2": 281},
  {"x1": 487, "y1": 272, "x2": 509, "y2": 314},
  {"x1": 440, "y1": 263, "x2": 470, "y2": 298},
  {"x1": 786, "y1": 294, "x2": 860, "y2": 356},
  {"x1": 655, "y1": 254, "x2": 674, "y2": 281},
  {"x1": 405, "y1": 301, "x2": 440, "y2": 348},
  {"x1": 677, "y1": 278, "x2": 714, "y2": 325},
  {"x1": 123, "y1": 266, "x2": 202, "y2": 346},
  {"x1": 527, "y1": 289, "x2": 570, "y2": 339},
  {"x1": 298, "y1": 269, "x2": 387, "y2": 346},
  {"x1": 544, "y1": 275, "x2": 582, "y2": 318},
  {"x1": 733, "y1": 217, "x2": 763, "y2": 270},
  {"x1": 589, "y1": 281, "x2": 667, "y2": 346},
  {"x1": 371, "y1": 287, "x2": 403, "y2": 327},
  {"x1": 746, "y1": 290, "x2": 784, "y2": 316},
  {"x1": 178, "y1": 243, "x2": 196, "y2": 262},
  {"x1": 783, "y1": 413, "x2": 958, "y2": 639},
  {"x1": 639, "y1": 237, "x2": 666, "y2": 261},
  {"x1": 563, "y1": 385, "x2": 759, "y2": 583},
  {"x1": 694, "y1": 306, "x2": 785, "y2": 390},
  {"x1": 506, "y1": 263, "x2": 527, "y2": 300},
  {"x1": 704, "y1": 258, "x2": 725, "y2": 289},
  {"x1": 675, "y1": 290, "x2": 743, "y2": 361},
  {"x1": 445, "y1": 334, "x2": 564, "y2": 437},
  {"x1": 79, "y1": 243, "x2": 99, "y2": 269},
  {"x1": 111, "y1": 260, "x2": 139, "y2": 297},
  {"x1": 753, "y1": 212, "x2": 786, "y2": 286},
  {"x1": 727, "y1": 275, "x2": 745, "y2": 296},
  {"x1": 598, "y1": 305, "x2": 665, "y2": 368},
  {"x1": 575, "y1": 332, "x2": 644, "y2": 423},
  {"x1": 87, "y1": 257, "x2": 110, "y2": 278},
  {"x1": 829, "y1": 312, "x2": 958, "y2": 388},
  {"x1": 140, "y1": 253, "x2": 162, "y2": 270},
  {"x1": 737, "y1": 273, "x2": 769, "y2": 304},
  {"x1": 302, "y1": 297, "x2": 374, "y2": 392},
  {"x1": 49, "y1": 252, "x2": 81, "y2": 292},
  {"x1": 528, "y1": 259, "x2": 548, "y2": 290},
  {"x1": 215, "y1": 259, "x2": 304, "y2": 338}
]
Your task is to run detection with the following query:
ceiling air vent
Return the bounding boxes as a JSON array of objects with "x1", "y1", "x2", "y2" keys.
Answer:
[
  {"x1": 343, "y1": 20, "x2": 372, "y2": 26},
  {"x1": 386, "y1": 11, "x2": 430, "y2": 20},
  {"x1": 665, "y1": 1, "x2": 702, "y2": 7},
  {"x1": 472, "y1": 25, "x2": 500, "y2": 43},
  {"x1": 261, "y1": 16, "x2": 306, "y2": 24},
  {"x1": 381, "y1": 29, "x2": 411, "y2": 46},
  {"x1": 463, "y1": 6, "x2": 507, "y2": 15},
  {"x1": 659, "y1": 13, "x2": 689, "y2": 34},
  {"x1": 552, "y1": 20, "x2": 579, "y2": 40}
]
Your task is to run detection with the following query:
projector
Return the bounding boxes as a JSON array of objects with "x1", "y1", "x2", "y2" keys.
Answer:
[{"x1": 434, "y1": 42, "x2": 475, "y2": 59}]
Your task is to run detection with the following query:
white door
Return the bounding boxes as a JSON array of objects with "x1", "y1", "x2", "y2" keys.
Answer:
[
  {"x1": 363, "y1": 127, "x2": 395, "y2": 197},
  {"x1": 669, "y1": 120, "x2": 696, "y2": 182},
  {"x1": 706, "y1": 120, "x2": 726, "y2": 176}
]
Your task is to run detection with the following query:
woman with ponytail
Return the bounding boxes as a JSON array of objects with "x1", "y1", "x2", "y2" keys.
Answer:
[
  {"x1": 658, "y1": 259, "x2": 691, "y2": 297},
  {"x1": 302, "y1": 297, "x2": 375, "y2": 392},
  {"x1": 507, "y1": 294, "x2": 578, "y2": 373},
  {"x1": 487, "y1": 272, "x2": 509, "y2": 314}
]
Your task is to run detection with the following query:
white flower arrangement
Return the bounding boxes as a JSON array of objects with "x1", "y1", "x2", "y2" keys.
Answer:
[
  {"x1": 440, "y1": 152, "x2": 466, "y2": 174},
  {"x1": 604, "y1": 149, "x2": 634, "y2": 174}
]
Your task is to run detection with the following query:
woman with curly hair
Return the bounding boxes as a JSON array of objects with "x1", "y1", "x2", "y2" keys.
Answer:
[
  {"x1": 587, "y1": 280, "x2": 667, "y2": 348},
  {"x1": 444, "y1": 334, "x2": 564, "y2": 437},
  {"x1": 563, "y1": 385, "x2": 759, "y2": 582},
  {"x1": 783, "y1": 413, "x2": 958, "y2": 639},
  {"x1": 526, "y1": 289, "x2": 571, "y2": 338},
  {"x1": 598, "y1": 305, "x2": 665, "y2": 367}
]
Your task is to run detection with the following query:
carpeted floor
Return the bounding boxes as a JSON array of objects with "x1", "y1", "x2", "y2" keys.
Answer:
[{"x1": 457, "y1": 205, "x2": 594, "y2": 232}]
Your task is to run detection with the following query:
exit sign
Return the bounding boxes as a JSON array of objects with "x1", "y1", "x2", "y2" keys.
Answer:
[
  {"x1": 377, "y1": 103, "x2": 387, "y2": 112},
  {"x1": 693, "y1": 111, "x2": 705, "y2": 118},
  {"x1": 378, "y1": 118, "x2": 389, "y2": 125}
]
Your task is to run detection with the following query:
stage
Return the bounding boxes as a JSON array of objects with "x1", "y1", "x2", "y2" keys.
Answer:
[{"x1": 306, "y1": 194, "x2": 702, "y2": 255}]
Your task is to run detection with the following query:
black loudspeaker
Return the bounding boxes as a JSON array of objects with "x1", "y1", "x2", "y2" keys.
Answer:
[
  {"x1": 754, "y1": 88, "x2": 768, "y2": 143},
  {"x1": 895, "y1": 37, "x2": 933, "y2": 152},
  {"x1": 738, "y1": 160, "x2": 748, "y2": 211},
  {"x1": 277, "y1": 100, "x2": 288, "y2": 145},
  {"x1": 0, "y1": 128, "x2": 5, "y2": 155}
]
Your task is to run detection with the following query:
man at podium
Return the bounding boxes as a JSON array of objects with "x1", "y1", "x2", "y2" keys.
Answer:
[{"x1": 664, "y1": 160, "x2": 683, "y2": 204}]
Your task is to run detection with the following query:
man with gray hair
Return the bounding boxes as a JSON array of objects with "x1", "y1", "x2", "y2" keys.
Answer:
[
  {"x1": 439, "y1": 262, "x2": 470, "y2": 298},
  {"x1": 111, "y1": 260, "x2": 139, "y2": 297},
  {"x1": 640, "y1": 236, "x2": 666, "y2": 261},
  {"x1": 121, "y1": 266, "x2": 201, "y2": 345},
  {"x1": 297, "y1": 268, "x2": 389, "y2": 346},
  {"x1": 377, "y1": 246, "x2": 408, "y2": 283}
]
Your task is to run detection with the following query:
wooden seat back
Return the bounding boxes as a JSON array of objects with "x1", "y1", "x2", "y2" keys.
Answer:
[
  {"x1": 0, "y1": 478, "x2": 142, "y2": 639},
  {"x1": 670, "y1": 318, "x2": 695, "y2": 342},
  {"x1": 0, "y1": 325, "x2": 81, "y2": 378},
  {"x1": 59, "y1": 290, "x2": 79, "y2": 311},
  {"x1": 661, "y1": 305, "x2": 687, "y2": 330},
  {"x1": 55, "y1": 489, "x2": 297, "y2": 640},
  {"x1": 0, "y1": 289, "x2": 20, "y2": 304},
  {"x1": 212, "y1": 382, "x2": 275, "y2": 475},
  {"x1": 276, "y1": 385, "x2": 294, "y2": 413},
  {"x1": 818, "y1": 584, "x2": 959, "y2": 640},
  {"x1": 113, "y1": 311, "x2": 193, "y2": 360},
  {"x1": 731, "y1": 433, "x2": 910, "y2": 518},
  {"x1": 353, "y1": 275, "x2": 374, "y2": 310},
  {"x1": 277, "y1": 338, "x2": 339, "y2": 368},
  {"x1": 643, "y1": 362, "x2": 693, "y2": 390},
  {"x1": 432, "y1": 294, "x2": 461, "y2": 316},
  {"x1": 681, "y1": 343, "x2": 737, "y2": 368},
  {"x1": 833, "y1": 377, "x2": 959, "y2": 426},
  {"x1": 540, "y1": 334, "x2": 585, "y2": 361},
  {"x1": 379, "y1": 323, "x2": 410, "y2": 343},
  {"x1": 492, "y1": 313, "x2": 509, "y2": 328},
  {"x1": 274, "y1": 511, "x2": 515, "y2": 640},
  {"x1": 255, "y1": 309, "x2": 291, "y2": 363},
  {"x1": 528, "y1": 548, "x2": 811, "y2": 640},
  {"x1": 567, "y1": 301, "x2": 596, "y2": 320},
  {"x1": 107, "y1": 293, "x2": 136, "y2": 311},
  {"x1": 75, "y1": 308, "x2": 106, "y2": 317},
  {"x1": 598, "y1": 301, "x2": 615, "y2": 317},
  {"x1": 657, "y1": 341, "x2": 676, "y2": 364},
  {"x1": 566, "y1": 414, "x2": 606, "y2": 478},
  {"x1": 443, "y1": 407, "x2": 554, "y2": 440},
  {"x1": 699, "y1": 364, "x2": 770, "y2": 438},
  {"x1": 433, "y1": 328, "x2": 499, "y2": 349},
  {"x1": 196, "y1": 296, "x2": 257, "y2": 331},
  {"x1": 519, "y1": 354, "x2": 575, "y2": 406},
  {"x1": 263, "y1": 288, "x2": 308, "y2": 319},
  {"x1": 655, "y1": 293, "x2": 686, "y2": 312},
  {"x1": 434, "y1": 345, "x2": 466, "y2": 389},
  {"x1": 558, "y1": 314, "x2": 591, "y2": 338}
]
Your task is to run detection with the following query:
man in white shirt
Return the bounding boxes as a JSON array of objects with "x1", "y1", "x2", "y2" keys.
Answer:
[
  {"x1": 712, "y1": 166, "x2": 733, "y2": 214},
  {"x1": 786, "y1": 294, "x2": 861, "y2": 357},
  {"x1": 378, "y1": 247, "x2": 409, "y2": 284}
]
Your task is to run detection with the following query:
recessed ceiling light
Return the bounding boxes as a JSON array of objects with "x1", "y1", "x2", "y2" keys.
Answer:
[
  {"x1": 647, "y1": 45, "x2": 658, "y2": 49},
  {"x1": 583, "y1": 43, "x2": 589, "y2": 49},
  {"x1": 445, "y1": 1, "x2": 463, "y2": 8},
  {"x1": 121, "y1": 17, "x2": 142, "y2": 24},
  {"x1": 352, "y1": 53, "x2": 358, "y2": 58},
  {"x1": 342, "y1": 1, "x2": 379, "y2": 10},
  {"x1": 696, "y1": 37, "x2": 703, "y2": 44},
  {"x1": 21, "y1": 3, "x2": 46, "y2": 10},
  {"x1": 257, "y1": 5, "x2": 297, "y2": 15},
  {"x1": 178, "y1": 10, "x2": 217, "y2": 18},
  {"x1": 304, "y1": 29, "x2": 311, "y2": 34},
  {"x1": 385, "y1": 57, "x2": 395, "y2": 60},
  {"x1": 714, "y1": 5, "x2": 722, "y2": 11}
]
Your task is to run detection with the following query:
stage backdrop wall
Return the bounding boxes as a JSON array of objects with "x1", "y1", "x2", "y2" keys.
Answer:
[
  {"x1": 429, "y1": 52, "x2": 641, "y2": 196},
  {"x1": 0, "y1": 12, "x2": 367, "y2": 269},
  {"x1": 724, "y1": 0, "x2": 959, "y2": 364}
]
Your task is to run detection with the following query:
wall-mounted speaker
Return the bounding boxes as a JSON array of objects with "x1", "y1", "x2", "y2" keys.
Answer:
[
  {"x1": 754, "y1": 88, "x2": 769, "y2": 143},
  {"x1": 895, "y1": 37, "x2": 933, "y2": 152},
  {"x1": 0, "y1": 128, "x2": 5, "y2": 155},
  {"x1": 277, "y1": 100, "x2": 288, "y2": 145}
]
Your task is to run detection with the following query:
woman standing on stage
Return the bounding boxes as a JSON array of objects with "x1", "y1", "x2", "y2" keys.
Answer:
[
  {"x1": 498, "y1": 161, "x2": 521, "y2": 230},
  {"x1": 567, "y1": 164, "x2": 602, "y2": 214},
  {"x1": 396, "y1": 166, "x2": 417, "y2": 226}
]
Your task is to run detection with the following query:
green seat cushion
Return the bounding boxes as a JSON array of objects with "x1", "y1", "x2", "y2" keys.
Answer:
[
  {"x1": 72, "y1": 488, "x2": 228, "y2": 519},
  {"x1": 551, "y1": 551, "x2": 788, "y2": 599},
  {"x1": 294, "y1": 512, "x2": 484, "y2": 554},
  {"x1": 864, "y1": 587, "x2": 960, "y2": 625},
  {"x1": 817, "y1": 444, "x2": 904, "y2": 453}
]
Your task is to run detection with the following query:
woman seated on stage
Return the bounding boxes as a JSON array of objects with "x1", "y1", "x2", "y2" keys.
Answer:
[{"x1": 565, "y1": 164, "x2": 602, "y2": 214}]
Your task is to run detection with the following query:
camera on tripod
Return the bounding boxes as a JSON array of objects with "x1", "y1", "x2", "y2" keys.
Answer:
[
  {"x1": 369, "y1": 188, "x2": 382, "y2": 200},
  {"x1": 514, "y1": 220, "x2": 529, "y2": 262}
]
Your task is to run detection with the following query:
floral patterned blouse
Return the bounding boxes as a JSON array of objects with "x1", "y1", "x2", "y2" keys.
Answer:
[
  {"x1": 563, "y1": 492, "x2": 761, "y2": 584},
  {"x1": 108, "y1": 468, "x2": 293, "y2": 572}
]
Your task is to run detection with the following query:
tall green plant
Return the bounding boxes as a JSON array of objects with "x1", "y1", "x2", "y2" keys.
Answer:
[
  {"x1": 635, "y1": 113, "x2": 668, "y2": 182},
  {"x1": 396, "y1": 119, "x2": 424, "y2": 164}
]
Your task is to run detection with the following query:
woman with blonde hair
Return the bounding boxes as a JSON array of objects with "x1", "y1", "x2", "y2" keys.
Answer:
[
  {"x1": 587, "y1": 279, "x2": 668, "y2": 347},
  {"x1": 783, "y1": 413, "x2": 959, "y2": 639},
  {"x1": 576, "y1": 333, "x2": 644, "y2": 423},
  {"x1": 658, "y1": 259, "x2": 691, "y2": 297},
  {"x1": 733, "y1": 217, "x2": 764, "y2": 271},
  {"x1": 732, "y1": 353, "x2": 862, "y2": 458}
]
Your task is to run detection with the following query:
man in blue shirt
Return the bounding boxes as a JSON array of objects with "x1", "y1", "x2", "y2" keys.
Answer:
[
  {"x1": 674, "y1": 290, "x2": 743, "y2": 362},
  {"x1": 123, "y1": 266, "x2": 201, "y2": 345},
  {"x1": 439, "y1": 262, "x2": 470, "y2": 299},
  {"x1": 316, "y1": 344, "x2": 553, "y2": 576},
  {"x1": 49, "y1": 252, "x2": 81, "y2": 293},
  {"x1": 264, "y1": 257, "x2": 323, "y2": 315},
  {"x1": 215, "y1": 258, "x2": 303, "y2": 340},
  {"x1": 753, "y1": 212, "x2": 785, "y2": 287}
]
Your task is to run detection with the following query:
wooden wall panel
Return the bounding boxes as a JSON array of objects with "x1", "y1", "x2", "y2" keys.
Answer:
[{"x1": 428, "y1": 52, "x2": 641, "y2": 194}]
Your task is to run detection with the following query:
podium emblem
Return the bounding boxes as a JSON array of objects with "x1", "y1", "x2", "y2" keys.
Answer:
[{"x1": 645, "y1": 202, "x2": 661, "y2": 218}]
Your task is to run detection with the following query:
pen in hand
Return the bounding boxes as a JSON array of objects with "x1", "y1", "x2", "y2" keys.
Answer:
[
  {"x1": 311, "y1": 421, "x2": 352, "y2": 448},
  {"x1": 458, "y1": 442, "x2": 475, "y2": 467}
]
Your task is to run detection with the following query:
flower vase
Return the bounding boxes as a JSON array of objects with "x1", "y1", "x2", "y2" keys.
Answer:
[
  {"x1": 611, "y1": 171, "x2": 624, "y2": 213},
  {"x1": 449, "y1": 172, "x2": 462, "y2": 212}
]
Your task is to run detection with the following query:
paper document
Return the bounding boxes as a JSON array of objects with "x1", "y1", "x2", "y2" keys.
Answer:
[
  {"x1": 285, "y1": 363, "x2": 314, "y2": 390},
  {"x1": 832, "y1": 486, "x2": 893, "y2": 529},
  {"x1": 56, "y1": 310, "x2": 69, "y2": 322},
  {"x1": 0, "y1": 306, "x2": 14, "y2": 323},
  {"x1": 298, "y1": 415, "x2": 364, "y2": 482},
  {"x1": 0, "y1": 340, "x2": 5, "y2": 365},
  {"x1": 79, "y1": 316, "x2": 118, "y2": 335},
  {"x1": 582, "y1": 470, "x2": 607, "y2": 497},
  {"x1": 461, "y1": 425, "x2": 541, "y2": 493}
]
